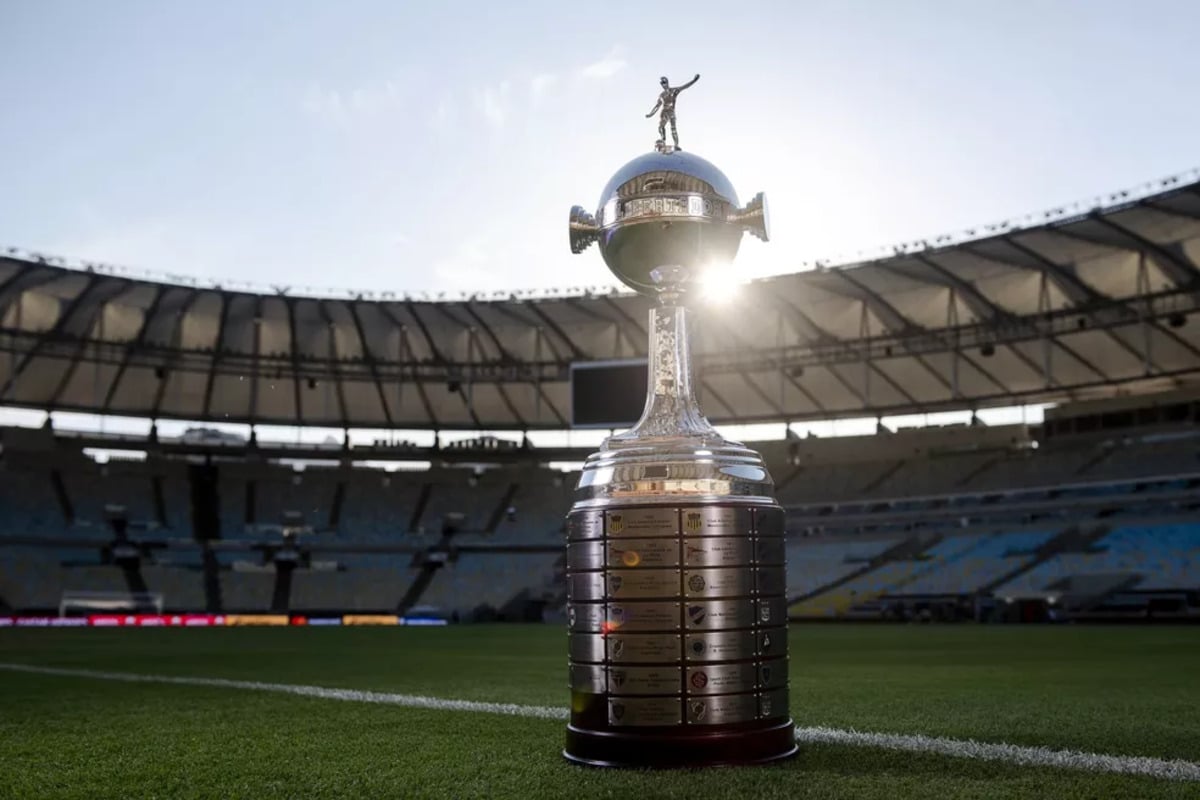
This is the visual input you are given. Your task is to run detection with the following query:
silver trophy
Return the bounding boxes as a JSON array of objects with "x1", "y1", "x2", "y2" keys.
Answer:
[{"x1": 562, "y1": 86, "x2": 793, "y2": 767}]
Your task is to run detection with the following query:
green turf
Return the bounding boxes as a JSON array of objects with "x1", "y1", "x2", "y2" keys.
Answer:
[{"x1": 1, "y1": 625, "x2": 1198, "y2": 799}]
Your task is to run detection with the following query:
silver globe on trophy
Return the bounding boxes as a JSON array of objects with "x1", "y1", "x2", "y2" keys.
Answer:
[{"x1": 562, "y1": 75, "x2": 795, "y2": 767}]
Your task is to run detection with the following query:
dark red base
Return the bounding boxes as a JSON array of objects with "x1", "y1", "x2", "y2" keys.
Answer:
[{"x1": 563, "y1": 719, "x2": 797, "y2": 768}]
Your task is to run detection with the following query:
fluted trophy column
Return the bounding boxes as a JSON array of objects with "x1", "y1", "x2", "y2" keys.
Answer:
[{"x1": 563, "y1": 123, "x2": 793, "y2": 767}]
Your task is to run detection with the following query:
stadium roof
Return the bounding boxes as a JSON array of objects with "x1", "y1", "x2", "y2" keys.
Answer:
[{"x1": 3, "y1": 171, "x2": 1200, "y2": 430}]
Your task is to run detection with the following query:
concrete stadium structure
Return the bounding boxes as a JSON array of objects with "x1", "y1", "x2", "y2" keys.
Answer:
[{"x1": 2, "y1": 170, "x2": 1200, "y2": 621}]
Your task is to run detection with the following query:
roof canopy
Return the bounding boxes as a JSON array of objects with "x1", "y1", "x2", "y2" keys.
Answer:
[{"x1": 3, "y1": 175, "x2": 1200, "y2": 429}]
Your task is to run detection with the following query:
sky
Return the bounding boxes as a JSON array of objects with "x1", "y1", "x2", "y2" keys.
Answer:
[{"x1": 3, "y1": 1, "x2": 1200, "y2": 299}]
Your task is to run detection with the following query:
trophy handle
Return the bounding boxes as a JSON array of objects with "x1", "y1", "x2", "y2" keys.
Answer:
[
  {"x1": 568, "y1": 205, "x2": 601, "y2": 254},
  {"x1": 728, "y1": 192, "x2": 770, "y2": 242}
]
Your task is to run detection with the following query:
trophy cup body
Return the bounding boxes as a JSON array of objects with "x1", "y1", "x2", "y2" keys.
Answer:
[{"x1": 563, "y1": 149, "x2": 794, "y2": 767}]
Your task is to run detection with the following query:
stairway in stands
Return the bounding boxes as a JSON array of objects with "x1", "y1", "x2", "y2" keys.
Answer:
[{"x1": 788, "y1": 534, "x2": 942, "y2": 617}]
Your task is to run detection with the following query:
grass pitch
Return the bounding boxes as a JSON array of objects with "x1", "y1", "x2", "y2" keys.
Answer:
[{"x1": 1, "y1": 625, "x2": 1198, "y2": 799}]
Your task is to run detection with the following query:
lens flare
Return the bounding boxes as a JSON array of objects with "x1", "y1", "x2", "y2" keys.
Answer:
[{"x1": 698, "y1": 266, "x2": 743, "y2": 305}]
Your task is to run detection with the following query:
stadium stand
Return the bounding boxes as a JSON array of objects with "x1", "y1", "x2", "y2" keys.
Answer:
[
  {"x1": 3, "y1": 170, "x2": 1200, "y2": 621},
  {"x1": 2, "y1": 410, "x2": 1199, "y2": 621}
]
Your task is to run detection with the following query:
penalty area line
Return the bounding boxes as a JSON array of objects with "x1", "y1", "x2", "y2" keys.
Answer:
[{"x1": 2, "y1": 662, "x2": 1198, "y2": 782}]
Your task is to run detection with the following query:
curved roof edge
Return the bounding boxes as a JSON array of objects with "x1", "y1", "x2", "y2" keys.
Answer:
[{"x1": 5, "y1": 166, "x2": 1198, "y2": 303}]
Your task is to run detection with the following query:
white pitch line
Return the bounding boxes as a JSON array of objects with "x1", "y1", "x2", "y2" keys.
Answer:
[
  {"x1": 2, "y1": 662, "x2": 1198, "y2": 782},
  {"x1": 793, "y1": 726, "x2": 1200, "y2": 783},
  {"x1": 0, "y1": 662, "x2": 566, "y2": 721}
]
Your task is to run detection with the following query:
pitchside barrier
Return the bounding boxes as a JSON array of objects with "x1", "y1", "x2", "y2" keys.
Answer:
[{"x1": 0, "y1": 613, "x2": 445, "y2": 627}]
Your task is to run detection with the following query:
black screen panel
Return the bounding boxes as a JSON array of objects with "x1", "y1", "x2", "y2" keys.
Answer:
[{"x1": 571, "y1": 359, "x2": 648, "y2": 428}]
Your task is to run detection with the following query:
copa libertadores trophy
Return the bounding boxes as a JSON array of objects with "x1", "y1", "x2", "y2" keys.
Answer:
[{"x1": 561, "y1": 75, "x2": 795, "y2": 767}]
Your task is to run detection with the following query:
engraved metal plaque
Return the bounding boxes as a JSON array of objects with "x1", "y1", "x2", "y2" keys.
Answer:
[
  {"x1": 685, "y1": 663, "x2": 757, "y2": 695},
  {"x1": 607, "y1": 508, "x2": 677, "y2": 538},
  {"x1": 758, "y1": 687, "x2": 789, "y2": 720},
  {"x1": 756, "y1": 597, "x2": 787, "y2": 627},
  {"x1": 756, "y1": 566, "x2": 787, "y2": 596},
  {"x1": 608, "y1": 666, "x2": 682, "y2": 695},
  {"x1": 684, "y1": 568, "x2": 755, "y2": 599},
  {"x1": 567, "y1": 603, "x2": 605, "y2": 632},
  {"x1": 567, "y1": 540, "x2": 605, "y2": 571},
  {"x1": 755, "y1": 507, "x2": 785, "y2": 537},
  {"x1": 685, "y1": 693, "x2": 758, "y2": 725},
  {"x1": 685, "y1": 599, "x2": 756, "y2": 630},
  {"x1": 608, "y1": 538, "x2": 680, "y2": 568},
  {"x1": 754, "y1": 537, "x2": 785, "y2": 565},
  {"x1": 683, "y1": 537, "x2": 752, "y2": 568},
  {"x1": 568, "y1": 511, "x2": 603, "y2": 541},
  {"x1": 756, "y1": 626, "x2": 787, "y2": 658},
  {"x1": 607, "y1": 634, "x2": 681, "y2": 663},
  {"x1": 568, "y1": 572, "x2": 606, "y2": 602},
  {"x1": 684, "y1": 631, "x2": 756, "y2": 662},
  {"x1": 758, "y1": 659, "x2": 787, "y2": 689},
  {"x1": 569, "y1": 663, "x2": 606, "y2": 693},
  {"x1": 681, "y1": 506, "x2": 751, "y2": 537},
  {"x1": 568, "y1": 633, "x2": 606, "y2": 663},
  {"x1": 609, "y1": 697, "x2": 682, "y2": 727},
  {"x1": 609, "y1": 569, "x2": 680, "y2": 599},
  {"x1": 608, "y1": 602, "x2": 681, "y2": 631}
]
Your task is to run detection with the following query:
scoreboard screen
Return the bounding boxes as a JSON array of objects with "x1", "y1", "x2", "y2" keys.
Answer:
[{"x1": 570, "y1": 359, "x2": 648, "y2": 428}]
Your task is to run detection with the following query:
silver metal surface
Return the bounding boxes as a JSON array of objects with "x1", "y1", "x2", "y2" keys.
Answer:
[
  {"x1": 567, "y1": 149, "x2": 769, "y2": 296},
  {"x1": 607, "y1": 634, "x2": 682, "y2": 663},
  {"x1": 683, "y1": 537, "x2": 753, "y2": 567},
  {"x1": 567, "y1": 540, "x2": 605, "y2": 571},
  {"x1": 684, "y1": 568, "x2": 755, "y2": 598},
  {"x1": 758, "y1": 659, "x2": 787, "y2": 690},
  {"x1": 609, "y1": 697, "x2": 682, "y2": 727},
  {"x1": 757, "y1": 627, "x2": 787, "y2": 658},
  {"x1": 756, "y1": 597, "x2": 787, "y2": 627},
  {"x1": 608, "y1": 538, "x2": 680, "y2": 568},
  {"x1": 567, "y1": 511, "x2": 603, "y2": 541},
  {"x1": 755, "y1": 508, "x2": 785, "y2": 537},
  {"x1": 607, "y1": 601, "x2": 681, "y2": 631},
  {"x1": 608, "y1": 569, "x2": 680, "y2": 599},
  {"x1": 754, "y1": 537, "x2": 786, "y2": 565},
  {"x1": 682, "y1": 506, "x2": 752, "y2": 537},
  {"x1": 562, "y1": 126, "x2": 791, "y2": 750},
  {"x1": 607, "y1": 194, "x2": 730, "y2": 226},
  {"x1": 567, "y1": 603, "x2": 605, "y2": 632},
  {"x1": 608, "y1": 666, "x2": 682, "y2": 695},
  {"x1": 569, "y1": 205, "x2": 600, "y2": 254},
  {"x1": 756, "y1": 566, "x2": 787, "y2": 596},
  {"x1": 758, "y1": 688, "x2": 789, "y2": 720},
  {"x1": 684, "y1": 631, "x2": 756, "y2": 662},
  {"x1": 570, "y1": 663, "x2": 606, "y2": 693},
  {"x1": 646, "y1": 74, "x2": 700, "y2": 150},
  {"x1": 569, "y1": 633, "x2": 606, "y2": 663},
  {"x1": 685, "y1": 663, "x2": 757, "y2": 695},
  {"x1": 568, "y1": 572, "x2": 606, "y2": 602},
  {"x1": 685, "y1": 693, "x2": 758, "y2": 725},
  {"x1": 684, "y1": 598, "x2": 756, "y2": 630},
  {"x1": 606, "y1": 508, "x2": 678, "y2": 537}
]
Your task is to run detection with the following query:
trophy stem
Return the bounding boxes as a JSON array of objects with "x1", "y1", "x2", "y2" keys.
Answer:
[{"x1": 606, "y1": 290, "x2": 720, "y2": 448}]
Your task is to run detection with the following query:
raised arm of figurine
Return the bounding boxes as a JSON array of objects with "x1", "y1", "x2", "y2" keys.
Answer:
[
  {"x1": 646, "y1": 98, "x2": 662, "y2": 118},
  {"x1": 679, "y1": 73, "x2": 700, "y2": 91}
]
